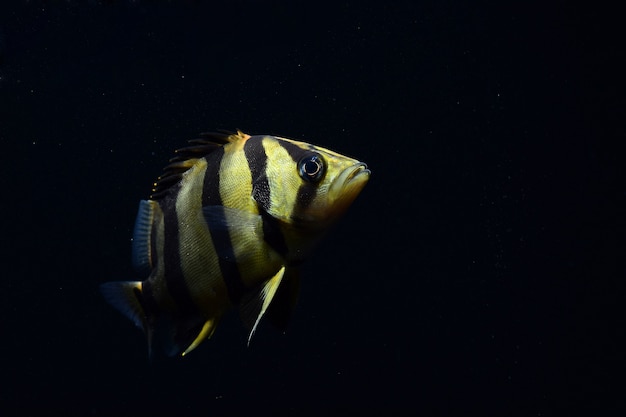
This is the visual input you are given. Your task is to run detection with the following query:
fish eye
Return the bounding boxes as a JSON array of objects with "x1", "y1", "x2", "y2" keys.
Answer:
[{"x1": 298, "y1": 153, "x2": 326, "y2": 182}]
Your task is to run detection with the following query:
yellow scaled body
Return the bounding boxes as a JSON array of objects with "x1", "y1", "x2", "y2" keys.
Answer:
[{"x1": 101, "y1": 131, "x2": 370, "y2": 357}]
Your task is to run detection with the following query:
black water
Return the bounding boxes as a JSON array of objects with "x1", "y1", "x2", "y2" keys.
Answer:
[{"x1": 1, "y1": 2, "x2": 623, "y2": 416}]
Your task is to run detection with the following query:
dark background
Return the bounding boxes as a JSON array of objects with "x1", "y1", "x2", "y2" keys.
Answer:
[{"x1": 0, "y1": 1, "x2": 623, "y2": 416}]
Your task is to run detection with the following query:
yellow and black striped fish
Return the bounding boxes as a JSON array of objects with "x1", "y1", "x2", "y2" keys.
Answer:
[{"x1": 100, "y1": 130, "x2": 370, "y2": 357}]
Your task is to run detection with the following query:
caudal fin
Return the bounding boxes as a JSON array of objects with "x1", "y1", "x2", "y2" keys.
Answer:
[
  {"x1": 99, "y1": 281, "x2": 153, "y2": 353},
  {"x1": 100, "y1": 281, "x2": 216, "y2": 358}
]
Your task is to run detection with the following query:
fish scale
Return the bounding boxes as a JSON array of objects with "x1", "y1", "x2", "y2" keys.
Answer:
[{"x1": 100, "y1": 130, "x2": 370, "y2": 357}]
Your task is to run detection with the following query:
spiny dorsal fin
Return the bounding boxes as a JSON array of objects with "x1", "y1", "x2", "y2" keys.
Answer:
[{"x1": 150, "y1": 130, "x2": 250, "y2": 199}]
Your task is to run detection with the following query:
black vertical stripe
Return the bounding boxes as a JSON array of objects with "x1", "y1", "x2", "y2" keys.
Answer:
[
  {"x1": 162, "y1": 193, "x2": 197, "y2": 316},
  {"x1": 202, "y1": 149, "x2": 247, "y2": 304},
  {"x1": 276, "y1": 138, "x2": 308, "y2": 163},
  {"x1": 276, "y1": 138, "x2": 319, "y2": 212},
  {"x1": 260, "y1": 209, "x2": 289, "y2": 257},
  {"x1": 244, "y1": 137, "x2": 289, "y2": 257},
  {"x1": 202, "y1": 148, "x2": 225, "y2": 207},
  {"x1": 295, "y1": 182, "x2": 318, "y2": 212},
  {"x1": 243, "y1": 137, "x2": 271, "y2": 212}
]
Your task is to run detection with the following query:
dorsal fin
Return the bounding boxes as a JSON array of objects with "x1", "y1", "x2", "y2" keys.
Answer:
[
  {"x1": 150, "y1": 130, "x2": 250, "y2": 199},
  {"x1": 131, "y1": 199, "x2": 159, "y2": 277}
]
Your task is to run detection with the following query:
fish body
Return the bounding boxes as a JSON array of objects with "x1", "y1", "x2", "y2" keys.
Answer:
[{"x1": 100, "y1": 131, "x2": 369, "y2": 357}]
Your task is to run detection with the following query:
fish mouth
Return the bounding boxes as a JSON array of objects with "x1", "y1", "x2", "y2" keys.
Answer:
[
  {"x1": 329, "y1": 162, "x2": 371, "y2": 211},
  {"x1": 345, "y1": 162, "x2": 371, "y2": 183}
]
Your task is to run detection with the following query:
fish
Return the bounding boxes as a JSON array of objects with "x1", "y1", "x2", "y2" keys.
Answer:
[{"x1": 100, "y1": 130, "x2": 370, "y2": 357}]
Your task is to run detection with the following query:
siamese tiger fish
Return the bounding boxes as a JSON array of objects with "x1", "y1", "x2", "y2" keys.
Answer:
[{"x1": 100, "y1": 130, "x2": 370, "y2": 357}]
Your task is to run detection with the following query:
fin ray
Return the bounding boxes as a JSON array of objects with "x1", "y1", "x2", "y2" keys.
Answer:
[
  {"x1": 239, "y1": 266, "x2": 286, "y2": 345},
  {"x1": 181, "y1": 318, "x2": 219, "y2": 357},
  {"x1": 151, "y1": 130, "x2": 250, "y2": 199},
  {"x1": 100, "y1": 281, "x2": 146, "y2": 330},
  {"x1": 131, "y1": 200, "x2": 157, "y2": 277},
  {"x1": 265, "y1": 268, "x2": 301, "y2": 331}
]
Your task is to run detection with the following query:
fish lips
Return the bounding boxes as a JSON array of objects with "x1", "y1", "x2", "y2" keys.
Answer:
[{"x1": 328, "y1": 162, "x2": 370, "y2": 216}]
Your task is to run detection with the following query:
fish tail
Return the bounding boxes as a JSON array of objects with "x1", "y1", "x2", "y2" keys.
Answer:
[
  {"x1": 100, "y1": 281, "x2": 153, "y2": 355},
  {"x1": 100, "y1": 281, "x2": 216, "y2": 358}
]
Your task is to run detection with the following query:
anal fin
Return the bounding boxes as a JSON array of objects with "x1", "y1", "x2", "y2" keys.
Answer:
[{"x1": 181, "y1": 318, "x2": 219, "y2": 357}]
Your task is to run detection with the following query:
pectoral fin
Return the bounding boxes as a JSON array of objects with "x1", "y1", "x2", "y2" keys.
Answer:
[
  {"x1": 202, "y1": 205, "x2": 263, "y2": 263},
  {"x1": 239, "y1": 266, "x2": 286, "y2": 345}
]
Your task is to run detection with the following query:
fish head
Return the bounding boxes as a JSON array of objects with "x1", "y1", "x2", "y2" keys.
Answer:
[
  {"x1": 299, "y1": 147, "x2": 370, "y2": 225},
  {"x1": 259, "y1": 137, "x2": 370, "y2": 229}
]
